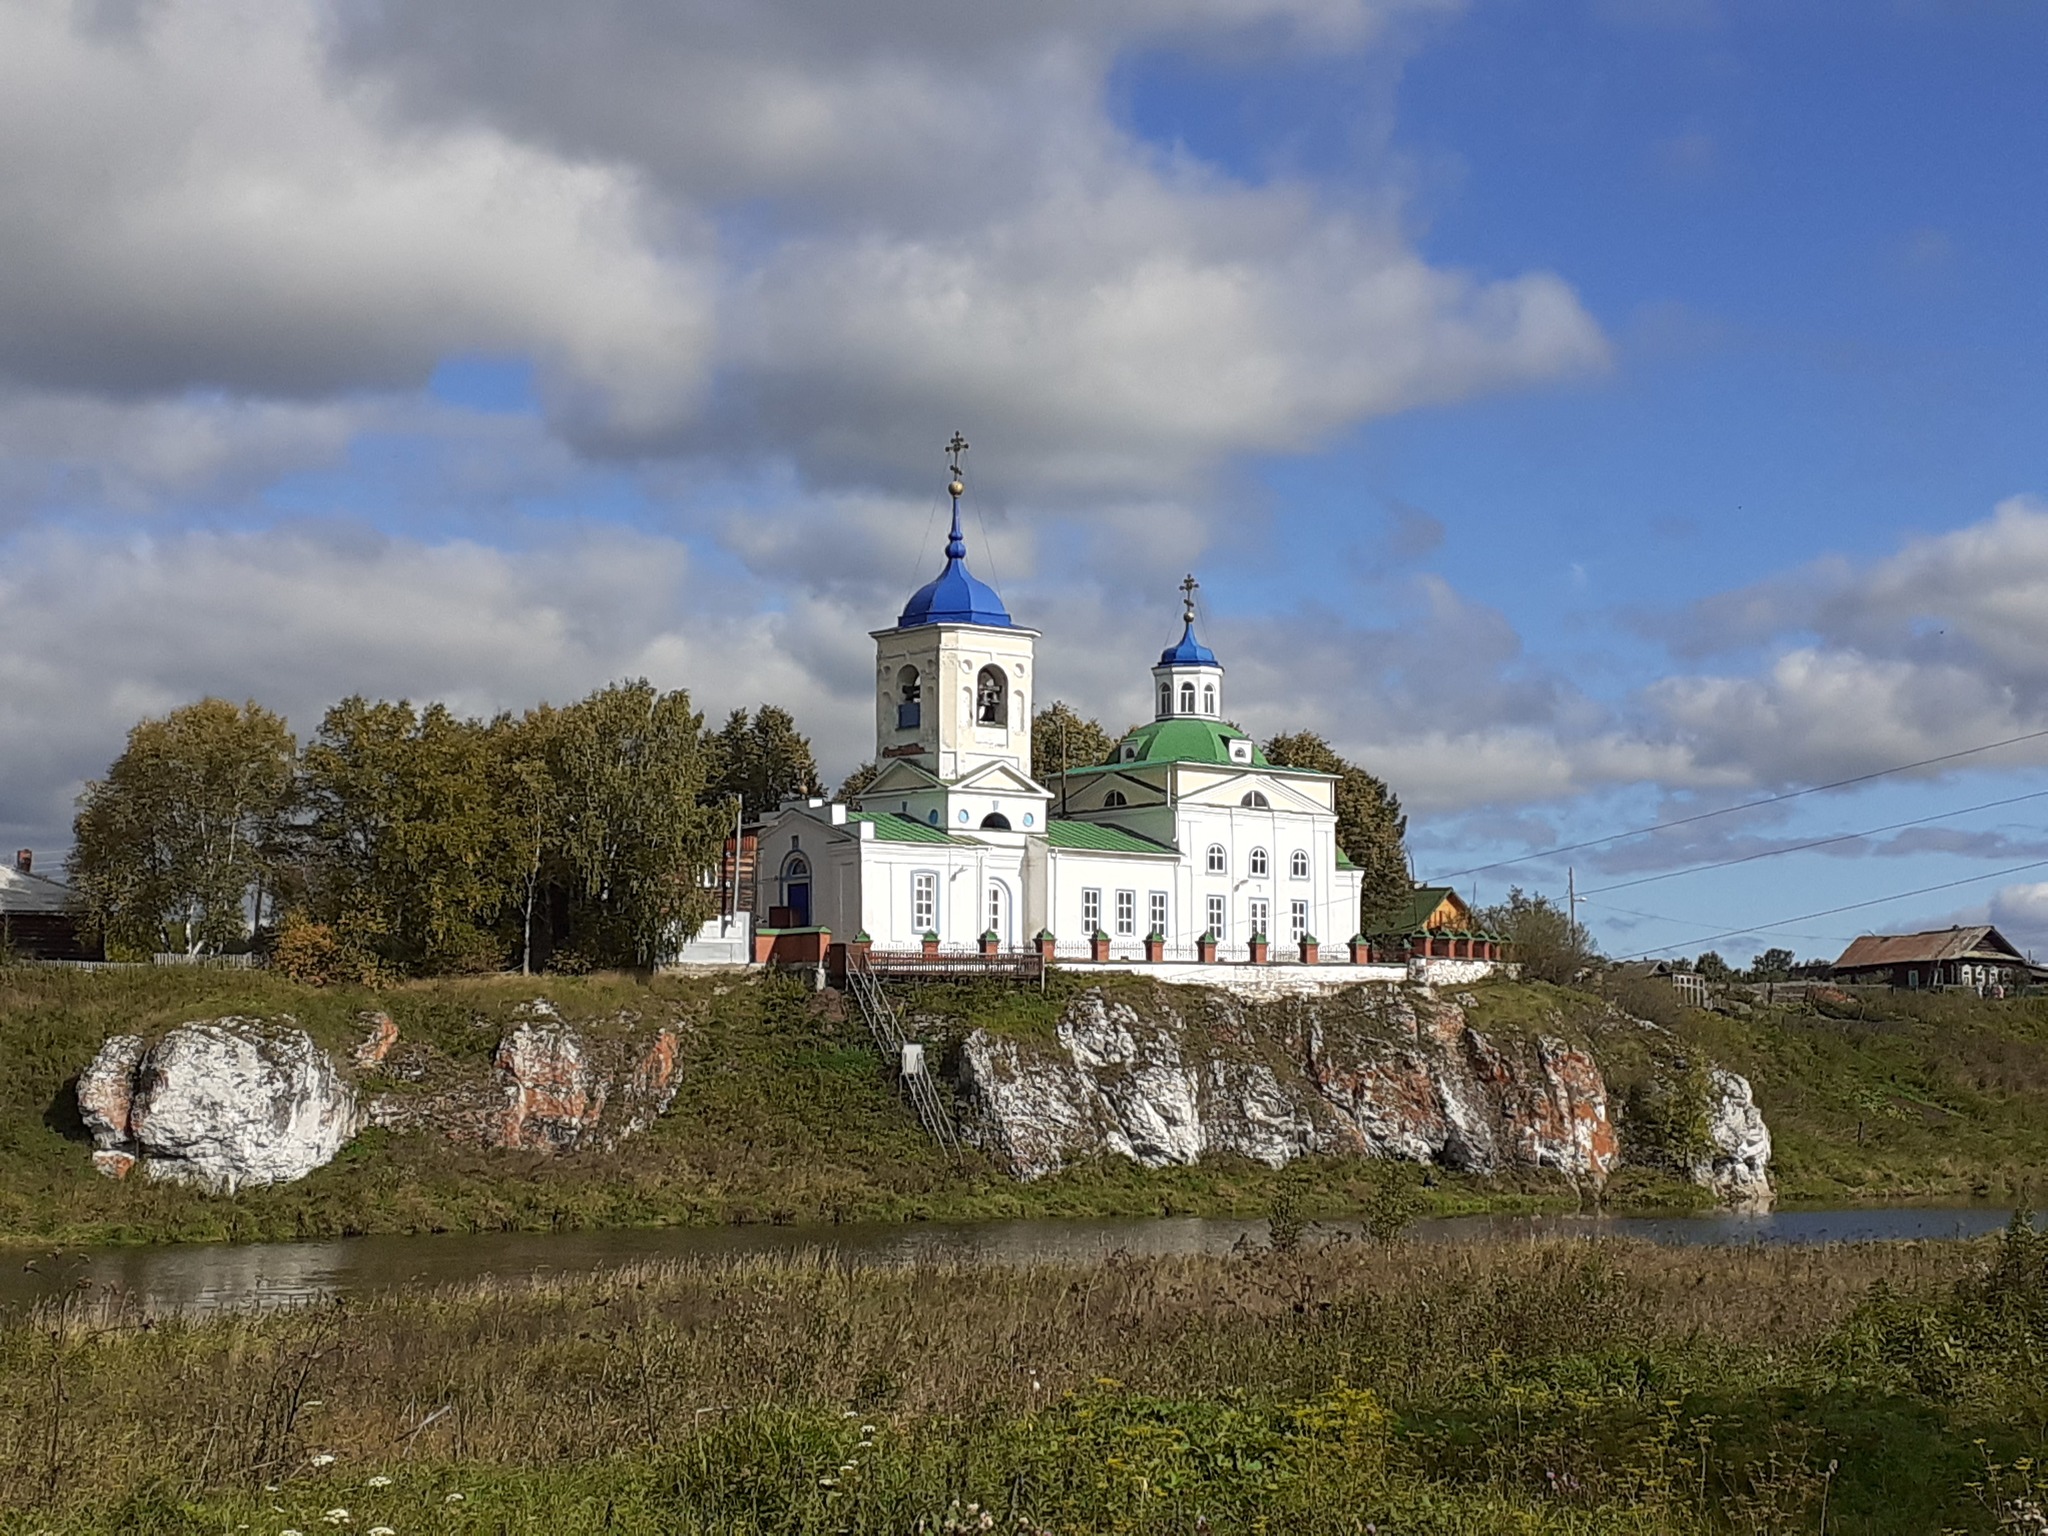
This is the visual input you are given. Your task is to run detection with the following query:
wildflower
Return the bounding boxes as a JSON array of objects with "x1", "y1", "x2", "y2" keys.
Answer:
[
  {"x1": 323, "y1": 1512, "x2": 352, "y2": 1526},
  {"x1": 282, "y1": 1529, "x2": 304, "y2": 1536},
  {"x1": 820, "y1": 1476, "x2": 838, "y2": 1488},
  {"x1": 859, "y1": 1424, "x2": 877, "y2": 1437},
  {"x1": 369, "y1": 1529, "x2": 397, "y2": 1536},
  {"x1": 442, "y1": 1494, "x2": 465, "y2": 1504},
  {"x1": 310, "y1": 1453, "x2": 338, "y2": 1468},
  {"x1": 365, "y1": 1476, "x2": 392, "y2": 1488},
  {"x1": 265, "y1": 1485, "x2": 281, "y2": 1493}
]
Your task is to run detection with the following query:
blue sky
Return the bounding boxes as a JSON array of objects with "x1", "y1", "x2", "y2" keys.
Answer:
[{"x1": 2, "y1": 0, "x2": 2045, "y2": 964}]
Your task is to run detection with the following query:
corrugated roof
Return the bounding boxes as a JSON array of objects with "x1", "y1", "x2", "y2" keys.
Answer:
[
  {"x1": 846, "y1": 811, "x2": 968, "y2": 845},
  {"x1": 0, "y1": 864, "x2": 77, "y2": 914},
  {"x1": 1046, "y1": 819, "x2": 1179, "y2": 855},
  {"x1": 1832, "y1": 926, "x2": 2024, "y2": 969}
]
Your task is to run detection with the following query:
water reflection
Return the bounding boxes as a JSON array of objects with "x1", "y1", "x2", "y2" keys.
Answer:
[{"x1": 3, "y1": 1204, "x2": 2037, "y2": 1317}]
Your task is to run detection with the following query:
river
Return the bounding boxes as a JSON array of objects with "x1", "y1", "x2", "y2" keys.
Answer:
[{"x1": 2, "y1": 1204, "x2": 2038, "y2": 1317}]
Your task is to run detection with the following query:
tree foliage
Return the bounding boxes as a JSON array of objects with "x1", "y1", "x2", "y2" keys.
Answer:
[
  {"x1": 68, "y1": 699, "x2": 297, "y2": 957},
  {"x1": 703, "y1": 705, "x2": 823, "y2": 820},
  {"x1": 1261, "y1": 730, "x2": 1411, "y2": 922},
  {"x1": 836, "y1": 761, "x2": 880, "y2": 802},
  {"x1": 1477, "y1": 886, "x2": 1598, "y2": 986},
  {"x1": 1032, "y1": 701, "x2": 1118, "y2": 785}
]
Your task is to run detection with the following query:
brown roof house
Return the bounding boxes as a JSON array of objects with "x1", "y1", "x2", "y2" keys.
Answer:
[
  {"x1": 1829, "y1": 926, "x2": 2041, "y2": 993},
  {"x1": 0, "y1": 850, "x2": 100, "y2": 961}
]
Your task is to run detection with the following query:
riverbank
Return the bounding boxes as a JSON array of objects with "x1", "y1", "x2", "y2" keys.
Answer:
[
  {"x1": 3, "y1": 964, "x2": 2045, "y2": 1248},
  {"x1": 5, "y1": 1226, "x2": 2045, "y2": 1534}
]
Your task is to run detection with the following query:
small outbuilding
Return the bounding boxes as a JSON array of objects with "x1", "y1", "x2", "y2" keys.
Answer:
[
  {"x1": 0, "y1": 850, "x2": 100, "y2": 961},
  {"x1": 1829, "y1": 925, "x2": 2040, "y2": 993},
  {"x1": 1363, "y1": 885, "x2": 1505, "y2": 963}
]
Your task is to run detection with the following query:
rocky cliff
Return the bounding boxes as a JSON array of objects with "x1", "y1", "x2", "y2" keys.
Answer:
[
  {"x1": 79, "y1": 1001, "x2": 683, "y2": 1189},
  {"x1": 956, "y1": 985, "x2": 1770, "y2": 1202}
]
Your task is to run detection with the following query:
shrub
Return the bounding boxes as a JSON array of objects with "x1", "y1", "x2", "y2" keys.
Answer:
[{"x1": 269, "y1": 914, "x2": 378, "y2": 987}]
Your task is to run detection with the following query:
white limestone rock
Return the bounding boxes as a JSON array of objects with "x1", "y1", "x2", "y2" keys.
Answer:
[
  {"x1": 78, "y1": 1034, "x2": 147, "y2": 1150},
  {"x1": 113, "y1": 1019, "x2": 361, "y2": 1192},
  {"x1": 1695, "y1": 1067, "x2": 1773, "y2": 1206}
]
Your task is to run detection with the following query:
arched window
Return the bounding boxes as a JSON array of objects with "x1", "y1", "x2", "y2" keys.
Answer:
[
  {"x1": 987, "y1": 881, "x2": 1008, "y2": 941},
  {"x1": 896, "y1": 664, "x2": 921, "y2": 729},
  {"x1": 1202, "y1": 683, "x2": 1216, "y2": 714},
  {"x1": 1206, "y1": 844, "x2": 1227, "y2": 875},
  {"x1": 980, "y1": 812, "x2": 1012, "y2": 830},
  {"x1": 1178, "y1": 681, "x2": 1196, "y2": 713},
  {"x1": 1103, "y1": 790, "x2": 1127, "y2": 808},
  {"x1": 1241, "y1": 790, "x2": 1270, "y2": 808},
  {"x1": 1250, "y1": 847, "x2": 1269, "y2": 877},
  {"x1": 1158, "y1": 683, "x2": 1172, "y2": 716},
  {"x1": 780, "y1": 853, "x2": 812, "y2": 927},
  {"x1": 976, "y1": 665, "x2": 1007, "y2": 726},
  {"x1": 1290, "y1": 850, "x2": 1309, "y2": 879}
]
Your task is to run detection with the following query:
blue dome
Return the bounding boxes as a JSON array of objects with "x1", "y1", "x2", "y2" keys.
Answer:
[
  {"x1": 897, "y1": 500, "x2": 1013, "y2": 628},
  {"x1": 1158, "y1": 620, "x2": 1218, "y2": 667}
]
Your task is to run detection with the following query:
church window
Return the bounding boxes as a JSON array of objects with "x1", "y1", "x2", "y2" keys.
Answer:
[
  {"x1": 1206, "y1": 844, "x2": 1226, "y2": 875},
  {"x1": 1115, "y1": 890, "x2": 1136, "y2": 937},
  {"x1": 980, "y1": 812, "x2": 1011, "y2": 829},
  {"x1": 1104, "y1": 790, "x2": 1127, "y2": 807},
  {"x1": 1249, "y1": 898, "x2": 1269, "y2": 938},
  {"x1": 1291, "y1": 900, "x2": 1308, "y2": 941},
  {"x1": 1159, "y1": 683, "x2": 1172, "y2": 716},
  {"x1": 1290, "y1": 850, "x2": 1309, "y2": 879},
  {"x1": 1250, "y1": 847, "x2": 1269, "y2": 878},
  {"x1": 1202, "y1": 683, "x2": 1216, "y2": 714},
  {"x1": 1241, "y1": 790, "x2": 1269, "y2": 808},
  {"x1": 896, "y1": 665, "x2": 921, "y2": 730},
  {"x1": 976, "y1": 665, "x2": 1008, "y2": 726},
  {"x1": 1082, "y1": 888, "x2": 1102, "y2": 935},
  {"x1": 1179, "y1": 681, "x2": 1196, "y2": 712},
  {"x1": 912, "y1": 872, "x2": 937, "y2": 935},
  {"x1": 1228, "y1": 741, "x2": 1253, "y2": 764},
  {"x1": 988, "y1": 882, "x2": 1008, "y2": 940},
  {"x1": 1149, "y1": 890, "x2": 1168, "y2": 937},
  {"x1": 1206, "y1": 894, "x2": 1226, "y2": 940}
]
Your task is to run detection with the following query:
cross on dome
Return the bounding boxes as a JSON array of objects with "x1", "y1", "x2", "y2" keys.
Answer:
[{"x1": 896, "y1": 429, "x2": 1013, "y2": 628}]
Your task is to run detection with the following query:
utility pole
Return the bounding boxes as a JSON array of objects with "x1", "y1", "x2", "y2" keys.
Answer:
[{"x1": 1567, "y1": 866, "x2": 1586, "y2": 943}]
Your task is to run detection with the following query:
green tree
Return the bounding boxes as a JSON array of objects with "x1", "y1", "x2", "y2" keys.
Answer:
[
  {"x1": 297, "y1": 697, "x2": 508, "y2": 973},
  {"x1": 837, "y1": 761, "x2": 880, "y2": 801},
  {"x1": 1261, "y1": 730, "x2": 1410, "y2": 922},
  {"x1": 1748, "y1": 946, "x2": 1796, "y2": 982},
  {"x1": 703, "y1": 705, "x2": 823, "y2": 819},
  {"x1": 553, "y1": 680, "x2": 722, "y2": 965},
  {"x1": 1477, "y1": 886, "x2": 1598, "y2": 987},
  {"x1": 1695, "y1": 950, "x2": 1732, "y2": 983},
  {"x1": 491, "y1": 704, "x2": 566, "y2": 976},
  {"x1": 69, "y1": 699, "x2": 297, "y2": 957},
  {"x1": 1032, "y1": 701, "x2": 1117, "y2": 785}
]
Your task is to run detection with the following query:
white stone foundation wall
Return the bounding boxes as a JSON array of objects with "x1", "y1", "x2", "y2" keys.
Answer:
[
  {"x1": 1054, "y1": 960, "x2": 1413, "y2": 998},
  {"x1": 1409, "y1": 958, "x2": 1503, "y2": 986}
]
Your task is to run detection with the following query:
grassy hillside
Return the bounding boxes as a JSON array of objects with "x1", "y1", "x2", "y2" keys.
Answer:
[
  {"x1": 6, "y1": 1228, "x2": 2047, "y2": 1534},
  {"x1": 2, "y1": 965, "x2": 2045, "y2": 1248}
]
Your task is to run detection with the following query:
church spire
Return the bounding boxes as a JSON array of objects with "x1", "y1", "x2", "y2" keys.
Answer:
[
  {"x1": 944, "y1": 431, "x2": 968, "y2": 560},
  {"x1": 895, "y1": 428, "x2": 1013, "y2": 629}
]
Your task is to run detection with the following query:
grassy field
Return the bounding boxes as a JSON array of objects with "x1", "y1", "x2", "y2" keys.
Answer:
[
  {"x1": 3, "y1": 1225, "x2": 2047, "y2": 1534},
  {"x1": 2, "y1": 964, "x2": 2046, "y2": 1249}
]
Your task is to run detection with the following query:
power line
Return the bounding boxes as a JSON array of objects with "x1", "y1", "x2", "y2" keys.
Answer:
[
  {"x1": 1581, "y1": 787, "x2": 2048, "y2": 896},
  {"x1": 1431, "y1": 725, "x2": 2048, "y2": 882},
  {"x1": 1615, "y1": 855, "x2": 2048, "y2": 961}
]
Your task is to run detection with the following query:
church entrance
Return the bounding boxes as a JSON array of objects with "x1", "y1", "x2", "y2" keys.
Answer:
[
  {"x1": 781, "y1": 853, "x2": 811, "y2": 928},
  {"x1": 987, "y1": 880, "x2": 1011, "y2": 948}
]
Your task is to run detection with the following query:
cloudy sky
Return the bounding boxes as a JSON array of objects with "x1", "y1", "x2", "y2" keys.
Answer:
[{"x1": 5, "y1": 0, "x2": 2047, "y2": 963}]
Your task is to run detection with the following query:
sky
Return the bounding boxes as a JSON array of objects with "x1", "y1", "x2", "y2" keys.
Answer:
[{"x1": 4, "y1": 0, "x2": 2047, "y2": 966}]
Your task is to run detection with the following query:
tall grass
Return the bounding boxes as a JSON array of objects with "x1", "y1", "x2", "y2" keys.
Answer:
[{"x1": 4, "y1": 1230, "x2": 2045, "y2": 1532}]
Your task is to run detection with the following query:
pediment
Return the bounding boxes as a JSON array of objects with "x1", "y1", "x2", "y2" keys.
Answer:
[
  {"x1": 951, "y1": 759, "x2": 1051, "y2": 797},
  {"x1": 858, "y1": 758, "x2": 944, "y2": 797},
  {"x1": 1176, "y1": 771, "x2": 1329, "y2": 815},
  {"x1": 1060, "y1": 769, "x2": 1166, "y2": 809}
]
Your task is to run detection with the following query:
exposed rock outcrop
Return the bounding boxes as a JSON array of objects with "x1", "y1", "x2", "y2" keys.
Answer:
[
  {"x1": 961, "y1": 988, "x2": 1625, "y2": 1185},
  {"x1": 79, "y1": 1020, "x2": 361, "y2": 1192},
  {"x1": 1695, "y1": 1068, "x2": 1774, "y2": 1206},
  {"x1": 353, "y1": 1011, "x2": 399, "y2": 1070}
]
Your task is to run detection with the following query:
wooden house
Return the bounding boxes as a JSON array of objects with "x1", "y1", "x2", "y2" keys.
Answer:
[
  {"x1": 1829, "y1": 926, "x2": 2042, "y2": 992},
  {"x1": 1363, "y1": 885, "x2": 1504, "y2": 962},
  {"x1": 0, "y1": 851, "x2": 100, "y2": 961}
]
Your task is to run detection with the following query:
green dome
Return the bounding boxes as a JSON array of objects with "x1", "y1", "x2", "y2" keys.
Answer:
[{"x1": 1107, "y1": 718, "x2": 1268, "y2": 768}]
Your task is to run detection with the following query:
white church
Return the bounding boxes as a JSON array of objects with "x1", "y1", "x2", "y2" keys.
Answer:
[{"x1": 749, "y1": 445, "x2": 1369, "y2": 962}]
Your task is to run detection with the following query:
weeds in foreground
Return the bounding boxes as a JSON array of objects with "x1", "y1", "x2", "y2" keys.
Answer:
[{"x1": 3, "y1": 1227, "x2": 2046, "y2": 1532}]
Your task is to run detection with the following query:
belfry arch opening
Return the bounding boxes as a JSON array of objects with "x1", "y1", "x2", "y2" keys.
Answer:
[{"x1": 976, "y1": 665, "x2": 1008, "y2": 726}]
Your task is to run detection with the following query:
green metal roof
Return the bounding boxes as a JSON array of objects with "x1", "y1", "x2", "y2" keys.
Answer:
[
  {"x1": 847, "y1": 811, "x2": 968, "y2": 845},
  {"x1": 1046, "y1": 819, "x2": 1179, "y2": 855},
  {"x1": 1059, "y1": 717, "x2": 1270, "y2": 774},
  {"x1": 1334, "y1": 849, "x2": 1358, "y2": 870}
]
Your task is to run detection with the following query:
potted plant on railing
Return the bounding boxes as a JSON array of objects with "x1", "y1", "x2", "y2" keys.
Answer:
[
  {"x1": 979, "y1": 928, "x2": 1001, "y2": 957},
  {"x1": 1247, "y1": 930, "x2": 1269, "y2": 964},
  {"x1": 1298, "y1": 933, "x2": 1319, "y2": 965},
  {"x1": 1348, "y1": 933, "x2": 1372, "y2": 965},
  {"x1": 1143, "y1": 929, "x2": 1165, "y2": 963},
  {"x1": 1035, "y1": 929, "x2": 1058, "y2": 963},
  {"x1": 1195, "y1": 929, "x2": 1218, "y2": 964},
  {"x1": 1089, "y1": 929, "x2": 1112, "y2": 963},
  {"x1": 921, "y1": 930, "x2": 940, "y2": 960}
]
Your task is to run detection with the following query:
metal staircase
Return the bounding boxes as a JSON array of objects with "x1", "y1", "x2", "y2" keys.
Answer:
[{"x1": 845, "y1": 950, "x2": 961, "y2": 1157}]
